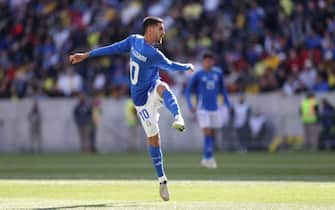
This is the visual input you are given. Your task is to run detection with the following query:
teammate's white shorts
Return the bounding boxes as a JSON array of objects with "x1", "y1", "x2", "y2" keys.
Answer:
[
  {"x1": 135, "y1": 80, "x2": 168, "y2": 137},
  {"x1": 197, "y1": 107, "x2": 225, "y2": 129}
]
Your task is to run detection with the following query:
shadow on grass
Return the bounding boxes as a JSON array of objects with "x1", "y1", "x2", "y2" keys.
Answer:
[{"x1": 34, "y1": 202, "x2": 138, "y2": 209}]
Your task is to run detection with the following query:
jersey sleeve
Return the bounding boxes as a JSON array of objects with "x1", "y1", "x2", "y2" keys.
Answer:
[
  {"x1": 89, "y1": 35, "x2": 133, "y2": 57},
  {"x1": 185, "y1": 73, "x2": 198, "y2": 110},
  {"x1": 152, "y1": 50, "x2": 191, "y2": 71}
]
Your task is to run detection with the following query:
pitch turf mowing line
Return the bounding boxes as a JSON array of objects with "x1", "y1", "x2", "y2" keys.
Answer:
[
  {"x1": 0, "y1": 180, "x2": 334, "y2": 209},
  {"x1": 1, "y1": 152, "x2": 335, "y2": 181}
]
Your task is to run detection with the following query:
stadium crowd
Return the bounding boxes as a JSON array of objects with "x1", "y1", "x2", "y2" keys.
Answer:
[{"x1": 1, "y1": 0, "x2": 335, "y2": 99}]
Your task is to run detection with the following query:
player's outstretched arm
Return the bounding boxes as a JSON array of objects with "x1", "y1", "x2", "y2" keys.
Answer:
[
  {"x1": 70, "y1": 35, "x2": 132, "y2": 64},
  {"x1": 154, "y1": 51, "x2": 195, "y2": 73},
  {"x1": 69, "y1": 52, "x2": 90, "y2": 64}
]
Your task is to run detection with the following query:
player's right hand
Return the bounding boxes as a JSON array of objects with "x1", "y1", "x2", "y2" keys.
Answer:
[{"x1": 69, "y1": 52, "x2": 89, "y2": 64}]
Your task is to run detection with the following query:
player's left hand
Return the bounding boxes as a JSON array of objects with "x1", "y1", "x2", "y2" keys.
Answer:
[
  {"x1": 69, "y1": 52, "x2": 89, "y2": 64},
  {"x1": 187, "y1": 64, "x2": 195, "y2": 73}
]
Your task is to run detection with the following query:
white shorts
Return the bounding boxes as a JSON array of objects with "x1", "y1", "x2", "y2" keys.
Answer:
[
  {"x1": 197, "y1": 108, "x2": 225, "y2": 129},
  {"x1": 135, "y1": 80, "x2": 167, "y2": 137}
]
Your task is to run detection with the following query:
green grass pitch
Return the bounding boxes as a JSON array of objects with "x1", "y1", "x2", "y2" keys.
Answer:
[{"x1": 0, "y1": 152, "x2": 335, "y2": 209}]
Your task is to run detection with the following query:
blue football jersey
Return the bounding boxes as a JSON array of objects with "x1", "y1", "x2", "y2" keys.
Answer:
[
  {"x1": 185, "y1": 67, "x2": 231, "y2": 111},
  {"x1": 89, "y1": 34, "x2": 191, "y2": 106}
]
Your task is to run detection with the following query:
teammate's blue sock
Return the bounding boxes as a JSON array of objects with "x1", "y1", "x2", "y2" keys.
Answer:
[
  {"x1": 162, "y1": 89, "x2": 180, "y2": 117},
  {"x1": 204, "y1": 135, "x2": 214, "y2": 159},
  {"x1": 149, "y1": 145, "x2": 165, "y2": 179}
]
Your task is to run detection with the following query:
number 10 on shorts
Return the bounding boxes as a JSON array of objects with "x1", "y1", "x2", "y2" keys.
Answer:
[{"x1": 138, "y1": 109, "x2": 150, "y2": 121}]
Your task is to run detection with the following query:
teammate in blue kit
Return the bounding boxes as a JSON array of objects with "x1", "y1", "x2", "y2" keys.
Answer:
[
  {"x1": 185, "y1": 52, "x2": 231, "y2": 169},
  {"x1": 69, "y1": 16, "x2": 194, "y2": 201}
]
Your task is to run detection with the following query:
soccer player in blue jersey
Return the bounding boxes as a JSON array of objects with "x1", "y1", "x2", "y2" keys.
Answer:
[
  {"x1": 185, "y1": 52, "x2": 231, "y2": 169},
  {"x1": 69, "y1": 16, "x2": 194, "y2": 201}
]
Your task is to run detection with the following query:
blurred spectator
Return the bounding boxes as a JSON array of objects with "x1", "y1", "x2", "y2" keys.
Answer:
[
  {"x1": 299, "y1": 92, "x2": 320, "y2": 150},
  {"x1": 73, "y1": 93, "x2": 93, "y2": 153},
  {"x1": 313, "y1": 73, "x2": 329, "y2": 92},
  {"x1": 91, "y1": 95, "x2": 102, "y2": 153},
  {"x1": 220, "y1": 104, "x2": 235, "y2": 151},
  {"x1": 28, "y1": 100, "x2": 42, "y2": 153},
  {"x1": 1, "y1": 1, "x2": 335, "y2": 98},
  {"x1": 57, "y1": 67, "x2": 83, "y2": 97},
  {"x1": 299, "y1": 59, "x2": 317, "y2": 91},
  {"x1": 232, "y1": 95, "x2": 251, "y2": 152},
  {"x1": 286, "y1": 48, "x2": 302, "y2": 73},
  {"x1": 282, "y1": 74, "x2": 302, "y2": 95},
  {"x1": 259, "y1": 68, "x2": 279, "y2": 92},
  {"x1": 248, "y1": 111, "x2": 267, "y2": 150},
  {"x1": 318, "y1": 98, "x2": 335, "y2": 150},
  {"x1": 328, "y1": 69, "x2": 335, "y2": 90},
  {"x1": 124, "y1": 97, "x2": 141, "y2": 152},
  {"x1": 220, "y1": 104, "x2": 230, "y2": 129}
]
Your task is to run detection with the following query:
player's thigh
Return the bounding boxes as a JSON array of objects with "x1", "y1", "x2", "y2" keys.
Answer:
[
  {"x1": 197, "y1": 110, "x2": 211, "y2": 128},
  {"x1": 155, "y1": 80, "x2": 170, "y2": 96},
  {"x1": 136, "y1": 104, "x2": 159, "y2": 137},
  {"x1": 210, "y1": 110, "x2": 224, "y2": 128},
  {"x1": 136, "y1": 86, "x2": 163, "y2": 137}
]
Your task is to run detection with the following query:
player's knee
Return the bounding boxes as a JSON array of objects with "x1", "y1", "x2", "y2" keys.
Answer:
[
  {"x1": 156, "y1": 84, "x2": 168, "y2": 96},
  {"x1": 148, "y1": 134, "x2": 160, "y2": 147}
]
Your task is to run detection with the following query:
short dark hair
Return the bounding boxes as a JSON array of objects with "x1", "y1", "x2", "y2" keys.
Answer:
[
  {"x1": 142, "y1": 16, "x2": 163, "y2": 34},
  {"x1": 202, "y1": 51, "x2": 215, "y2": 60}
]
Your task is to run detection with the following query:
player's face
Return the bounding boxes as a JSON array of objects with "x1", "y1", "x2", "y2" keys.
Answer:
[
  {"x1": 153, "y1": 23, "x2": 165, "y2": 44},
  {"x1": 203, "y1": 57, "x2": 215, "y2": 70}
]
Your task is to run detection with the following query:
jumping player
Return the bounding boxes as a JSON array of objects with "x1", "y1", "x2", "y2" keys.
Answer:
[{"x1": 69, "y1": 16, "x2": 194, "y2": 201}]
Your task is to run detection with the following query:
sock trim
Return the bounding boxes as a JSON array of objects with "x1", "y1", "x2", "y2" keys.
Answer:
[{"x1": 158, "y1": 175, "x2": 168, "y2": 183}]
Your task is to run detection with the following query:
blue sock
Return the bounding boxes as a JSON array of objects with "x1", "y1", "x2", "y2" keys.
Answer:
[
  {"x1": 149, "y1": 145, "x2": 165, "y2": 178},
  {"x1": 204, "y1": 135, "x2": 214, "y2": 159},
  {"x1": 162, "y1": 89, "x2": 180, "y2": 117}
]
